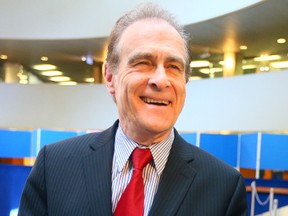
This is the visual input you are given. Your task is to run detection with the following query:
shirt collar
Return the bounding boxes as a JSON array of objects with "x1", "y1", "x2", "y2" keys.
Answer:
[{"x1": 114, "y1": 125, "x2": 174, "y2": 176}]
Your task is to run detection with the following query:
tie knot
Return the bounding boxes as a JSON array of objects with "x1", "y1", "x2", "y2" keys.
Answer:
[{"x1": 131, "y1": 148, "x2": 152, "y2": 171}]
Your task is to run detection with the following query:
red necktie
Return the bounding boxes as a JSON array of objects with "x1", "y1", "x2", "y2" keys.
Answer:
[{"x1": 114, "y1": 148, "x2": 152, "y2": 216}]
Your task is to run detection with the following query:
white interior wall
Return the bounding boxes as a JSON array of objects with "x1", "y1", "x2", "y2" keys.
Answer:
[
  {"x1": 176, "y1": 70, "x2": 288, "y2": 132},
  {"x1": 1, "y1": 69, "x2": 287, "y2": 131}
]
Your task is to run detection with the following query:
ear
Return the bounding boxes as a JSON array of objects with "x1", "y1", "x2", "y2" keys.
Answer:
[{"x1": 104, "y1": 63, "x2": 116, "y2": 95}]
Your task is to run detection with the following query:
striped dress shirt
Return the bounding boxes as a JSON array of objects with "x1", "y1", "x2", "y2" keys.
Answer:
[{"x1": 112, "y1": 126, "x2": 174, "y2": 216}]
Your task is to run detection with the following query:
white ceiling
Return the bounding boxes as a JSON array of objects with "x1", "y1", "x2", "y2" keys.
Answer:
[{"x1": 186, "y1": 0, "x2": 288, "y2": 58}]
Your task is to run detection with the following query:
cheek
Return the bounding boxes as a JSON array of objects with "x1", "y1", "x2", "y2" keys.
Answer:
[
  {"x1": 174, "y1": 80, "x2": 186, "y2": 95},
  {"x1": 114, "y1": 76, "x2": 134, "y2": 104},
  {"x1": 175, "y1": 84, "x2": 186, "y2": 107},
  {"x1": 118, "y1": 73, "x2": 145, "y2": 93}
]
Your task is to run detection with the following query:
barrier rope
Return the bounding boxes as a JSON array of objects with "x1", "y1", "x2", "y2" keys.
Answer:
[
  {"x1": 250, "y1": 181, "x2": 277, "y2": 216},
  {"x1": 254, "y1": 189, "x2": 271, "y2": 206}
]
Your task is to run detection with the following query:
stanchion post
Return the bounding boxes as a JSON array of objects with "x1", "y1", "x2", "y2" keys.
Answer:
[
  {"x1": 250, "y1": 181, "x2": 256, "y2": 216},
  {"x1": 269, "y1": 188, "x2": 274, "y2": 216},
  {"x1": 271, "y1": 199, "x2": 278, "y2": 216}
]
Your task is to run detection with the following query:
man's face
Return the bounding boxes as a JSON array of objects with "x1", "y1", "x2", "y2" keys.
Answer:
[{"x1": 105, "y1": 19, "x2": 187, "y2": 144}]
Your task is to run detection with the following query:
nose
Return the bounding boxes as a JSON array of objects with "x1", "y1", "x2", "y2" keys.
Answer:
[{"x1": 148, "y1": 66, "x2": 171, "y2": 90}]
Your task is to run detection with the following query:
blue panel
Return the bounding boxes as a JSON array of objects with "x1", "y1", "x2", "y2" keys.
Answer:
[
  {"x1": 179, "y1": 132, "x2": 197, "y2": 145},
  {"x1": 239, "y1": 133, "x2": 258, "y2": 169},
  {"x1": 200, "y1": 134, "x2": 238, "y2": 166},
  {"x1": 260, "y1": 133, "x2": 288, "y2": 170},
  {"x1": 0, "y1": 164, "x2": 32, "y2": 216},
  {"x1": 0, "y1": 129, "x2": 37, "y2": 158},
  {"x1": 40, "y1": 129, "x2": 86, "y2": 148}
]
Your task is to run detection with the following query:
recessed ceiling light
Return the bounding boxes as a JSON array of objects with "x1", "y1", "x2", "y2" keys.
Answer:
[
  {"x1": 0, "y1": 55, "x2": 8, "y2": 60},
  {"x1": 84, "y1": 77, "x2": 94, "y2": 83},
  {"x1": 240, "y1": 45, "x2": 248, "y2": 50},
  {"x1": 224, "y1": 56, "x2": 235, "y2": 69},
  {"x1": 41, "y1": 56, "x2": 48, "y2": 61},
  {"x1": 270, "y1": 61, "x2": 288, "y2": 69},
  {"x1": 254, "y1": 55, "x2": 281, "y2": 61},
  {"x1": 40, "y1": 71, "x2": 63, "y2": 76},
  {"x1": 18, "y1": 74, "x2": 28, "y2": 80},
  {"x1": 277, "y1": 38, "x2": 286, "y2": 44},
  {"x1": 199, "y1": 68, "x2": 222, "y2": 74},
  {"x1": 260, "y1": 66, "x2": 269, "y2": 72},
  {"x1": 242, "y1": 65, "x2": 257, "y2": 70},
  {"x1": 59, "y1": 81, "x2": 77, "y2": 85},
  {"x1": 32, "y1": 64, "x2": 57, "y2": 71},
  {"x1": 190, "y1": 60, "x2": 210, "y2": 68},
  {"x1": 19, "y1": 80, "x2": 28, "y2": 84},
  {"x1": 49, "y1": 76, "x2": 71, "y2": 82}
]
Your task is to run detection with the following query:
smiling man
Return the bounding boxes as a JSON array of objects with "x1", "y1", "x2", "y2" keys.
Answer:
[
  {"x1": 105, "y1": 17, "x2": 187, "y2": 146},
  {"x1": 18, "y1": 3, "x2": 247, "y2": 216}
]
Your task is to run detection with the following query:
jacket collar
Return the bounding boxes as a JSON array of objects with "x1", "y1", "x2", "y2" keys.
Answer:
[
  {"x1": 82, "y1": 121, "x2": 118, "y2": 216},
  {"x1": 149, "y1": 129, "x2": 197, "y2": 216},
  {"x1": 83, "y1": 121, "x2": 197, "y2": 216}
]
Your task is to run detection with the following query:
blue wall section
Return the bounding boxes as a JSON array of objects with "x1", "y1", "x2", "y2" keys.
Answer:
[
  {"x1": 0, "y1": 129, "x2": 85, "y2": 216},
  {"x1": 261, "y1": 133, "x2": 288, "y2": 170},
  {"x1": 40, "y1": 129, "x2": 86, "y2": 148},
  {"x1": 0, "y1": 130, "x2": 37, "y2": 157},
  {"x1": 0, "y1": 164, "x2": 32, "y2": 216},
  {"x1": 1, "y1": 129, "x2": 288, "y2": 215},
  {"x1": 179, "y1": 132, "x2": 197, "y2": 145},
  {"x1": 200, "y1": 133, "x2": 238, "y2": 166},
  {"x1": 0, "y1": 129, "x2": 86, "y2": 158},
  {"x1": 239, "y1": 133, "x2": 258, "y2": 169},
  {"x1": 1, "y1": 130, "x2": 288, "y2": 170}
]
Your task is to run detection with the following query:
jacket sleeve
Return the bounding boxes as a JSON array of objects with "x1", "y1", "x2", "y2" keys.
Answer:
[
  {"x1": 226, "y1": 174, "x2": 248, "y2": 216},
  {"x1": 18, "y1": 146, "x2": 48, "y2": 216}
]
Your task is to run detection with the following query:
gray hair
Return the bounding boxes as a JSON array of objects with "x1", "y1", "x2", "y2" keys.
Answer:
[{"x1": 106, "y1": 3, "x2": 191, "y2": 82}]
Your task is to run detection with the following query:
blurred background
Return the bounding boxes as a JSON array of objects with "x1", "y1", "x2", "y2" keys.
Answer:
[
  {"x1": 1, "y1": 1, "x2": 288, "y2": 216},
  {"x1": 1, "y1": 0, "x2": 287, "y2": 84}
]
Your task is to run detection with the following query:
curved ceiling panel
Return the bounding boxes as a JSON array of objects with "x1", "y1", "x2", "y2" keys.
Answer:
[{"x1": 0, "y1": 0, "x2": 261, "y2": 40}]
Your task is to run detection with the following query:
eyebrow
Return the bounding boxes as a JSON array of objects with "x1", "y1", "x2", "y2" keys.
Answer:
[
  {"x1": 128, "y1": 52, "x2": 155, "y2": 65},
  {"x1": 128, "y1": 52, "x2": 185, "y2": 66},
  {"x1": 166, "y1": 56, "x2": 185, "y2": 67}
]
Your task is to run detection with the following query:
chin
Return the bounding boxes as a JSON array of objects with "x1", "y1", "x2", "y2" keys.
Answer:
[{"x1": 142, "y1": 120, "x2": 173, "y2": 133}]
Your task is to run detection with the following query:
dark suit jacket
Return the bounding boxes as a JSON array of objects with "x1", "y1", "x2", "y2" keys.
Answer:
[{"x1": 18, "y1": 121, "x2": 247, "y2": 216}]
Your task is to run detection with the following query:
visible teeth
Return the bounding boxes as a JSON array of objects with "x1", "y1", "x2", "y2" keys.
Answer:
[{"x1": 142, "y1": 97, "x2": 169, "y2": 105}]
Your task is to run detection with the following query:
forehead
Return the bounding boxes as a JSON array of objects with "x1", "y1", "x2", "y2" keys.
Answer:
[{"x1": 117, "y1": 18, "x2": 186, "y2": 57}]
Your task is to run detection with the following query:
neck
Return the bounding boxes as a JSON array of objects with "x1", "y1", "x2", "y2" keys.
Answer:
[{"x1": 119, "y1": 123, "x2": 172, "y2": 146}]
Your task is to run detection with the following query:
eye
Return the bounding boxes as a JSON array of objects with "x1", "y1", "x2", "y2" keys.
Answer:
[
  {"x1": 132, "y1": 60, "x2": 153, "y2": 71},
  {"x1": 169, "y1": 64, "x2": 180, "y2": 70},
  {"x1": 136, "y1": 60, "x2": 150, "y2": 66},
  {"x1": 167, "y1": 64, "x2": 182, "y2": 72}
]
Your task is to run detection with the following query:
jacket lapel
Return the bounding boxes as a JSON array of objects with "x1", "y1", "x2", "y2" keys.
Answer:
[
  {"x1": 81, "y1": 123, "x2": 197, "y2": 216},
  {"x1": 82, "y1": 122, "x2": 118, "y2": 216},
  {"x1": 149, "y1": 130, "x2": 197, "y2": 216}
]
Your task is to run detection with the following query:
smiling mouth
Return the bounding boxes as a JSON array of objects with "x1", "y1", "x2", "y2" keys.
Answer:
[{"x1": 140, "y1": 97, "x2": 170, "y2": 106}]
